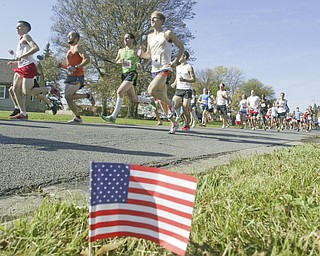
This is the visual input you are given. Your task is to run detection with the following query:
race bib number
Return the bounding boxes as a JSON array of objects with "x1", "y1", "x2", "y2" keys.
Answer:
[
  {"x1": 122, "y1": 60, "x2": 132, "y2": 69},
  {"x1": 261, "y1": 103, "x2": 266, "y2": 108},
  {"x1": 152, "y1": 55, "x2": 161, "y2": 67}
]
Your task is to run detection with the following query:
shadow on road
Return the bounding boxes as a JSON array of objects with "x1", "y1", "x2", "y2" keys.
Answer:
[{"x1": 0, "y1": 134, "x2": 172, "y2": 157}]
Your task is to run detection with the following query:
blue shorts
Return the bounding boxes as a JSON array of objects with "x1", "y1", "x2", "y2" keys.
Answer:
[
  {"x1": 152, "y1": 69, "x2": 172, "y2": 84},
  {"x1": 64, "y1": 75, "x2": 85, "y2": 89}
]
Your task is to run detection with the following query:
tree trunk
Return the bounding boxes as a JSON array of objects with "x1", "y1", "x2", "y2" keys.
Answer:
[{"x1": 126, "y1": 102, "x2": 138, "y2": 118}]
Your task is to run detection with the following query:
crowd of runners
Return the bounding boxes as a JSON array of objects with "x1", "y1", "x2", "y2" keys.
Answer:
[
  {"x1": 6, "y1": 14, "x2": 319, "y2": 134},
  {"x1": 237, "y1": 103, "x2": 319, "y2": 133},
  {"x1": 152, "y1": 87, "x2": 319, "y2": 133},
  {"x1": 191, "y1": 90, "x2": 319, "y2": 133}
]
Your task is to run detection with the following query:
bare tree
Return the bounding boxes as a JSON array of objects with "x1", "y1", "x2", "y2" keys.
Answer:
[
  {"x1": 195, "y1": 66, "x2": 246, "y2": 98},
  {"x1": 50, "y1": 0, "x2": 196, "y2": 114}
]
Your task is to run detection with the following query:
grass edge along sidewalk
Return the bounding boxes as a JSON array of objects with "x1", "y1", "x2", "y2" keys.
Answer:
[
  {"x1": 0, "y1": 142, "x2": 320, "y2": 255},
  {"x1": 0, "y1": 110, "x2": 223, "y2": 127}
]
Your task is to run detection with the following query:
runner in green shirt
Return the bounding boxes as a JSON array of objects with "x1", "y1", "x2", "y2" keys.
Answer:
[{"x1": 101, "y1": 33, "x2": 156, "y2": 123}]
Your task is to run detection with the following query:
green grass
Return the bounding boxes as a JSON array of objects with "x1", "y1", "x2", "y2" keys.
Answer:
[
  {"x1": 191, "y1": 143, "x2": 320, "y2": 255},
  {"x1": 1, "y1": 143, "x2": 319, "y2": 255},
  {"x1": 0, "y1": 110, "x2": 161, "y2": 125},
  {"x1": 0, "y1": 110, "x2": 222, "y2": 127}
]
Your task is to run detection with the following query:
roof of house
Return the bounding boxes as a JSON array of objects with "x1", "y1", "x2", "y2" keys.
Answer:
[{"x1": 0, "y1": 58, "x2": 14, "y2": 85}]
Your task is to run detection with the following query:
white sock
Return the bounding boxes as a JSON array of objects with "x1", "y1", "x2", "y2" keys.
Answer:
[
  {"x1": 137, "y1": 95, "x2": 151, "y2": 103},
  {"x1": 21, "y1": 112, "x2": 27, "y2": 116},
  {"x1": 111, "y1": 98, "x2": 124, "y2": 119}
]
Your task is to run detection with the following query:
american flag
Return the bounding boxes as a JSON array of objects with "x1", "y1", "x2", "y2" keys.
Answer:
[{"x1": 89, "y1": 162, "x2": 198, "y2": 256}]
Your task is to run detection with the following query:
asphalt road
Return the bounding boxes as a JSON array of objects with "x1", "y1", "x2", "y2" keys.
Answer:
[{"x1": 1, "y1": 119, "x2": 318, "y2": 197}]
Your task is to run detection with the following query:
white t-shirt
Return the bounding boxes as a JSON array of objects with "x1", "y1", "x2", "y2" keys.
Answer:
[
  {"x1": 239, "y1": 99, "x2": 248, "y2": 112},
  {"x1": 216, "y1": 90, "x2": 228, "y2": 105},
  {"x1": 247, "y1": 95, "x2": 260, "y2": 110}
]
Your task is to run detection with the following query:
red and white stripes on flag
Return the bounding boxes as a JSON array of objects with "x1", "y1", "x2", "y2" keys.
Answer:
[{"x1": 89, "y1": 163, "x2": 198, "y2": 256}]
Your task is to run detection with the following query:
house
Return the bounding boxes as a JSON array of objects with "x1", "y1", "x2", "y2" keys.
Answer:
[{"x1": 0, "y1": 58, "x2": 46, "y2": 112}]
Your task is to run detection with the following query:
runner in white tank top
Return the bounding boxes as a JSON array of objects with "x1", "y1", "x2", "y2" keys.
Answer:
[
  {"x1": 138, "y1": 11, "x2": 185, "y2": 134},
  {"x1": 247, "y1": 90, "x2": 260, "y2": 130},
  {"x1": 170, "y1": 51, "x2": 196, "y2": 132},
  {"x1": 8, "y1": 21, "x2": 59, "y2": 120},
  {"x1": 275, "y1": 92, "x2": 289, "y2": 131},
  {"x1": 15, "y1": 37, "x2": 36, "y2": 68},
  {"x1": 176, "y1": 63, "x2": 193, "y2": 90},
  {"x1": 216, "y1": 83, "x2": 231, "y2": 128}
]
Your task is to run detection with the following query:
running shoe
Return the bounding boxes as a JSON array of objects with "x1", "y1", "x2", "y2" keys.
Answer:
[
  {"x1": 10, "y1": 113, "x2": 28, "y2": 120},
  {"x1": 67, "y1": 117, "x2": 83, "y2": 124},
  {"x1": 51, "y1": 105, "x2": 58, "y2": 115},
  {"x1": 9, "y1": 108, "x2": 20, "y2": 117},
  {"x1": 49, "y1": 84, "x2": 61, "y2": 98},
  {"x1": 168, "y1": 122, "x2": 179, "y2": 134},
  {"x1": 149, "y1": 96, "x2": 157, "y2": 110},
  {"x1": 182, "y1": 125, "x2": 190, "y2": 131},
  {"x1": 87, "y1": 91, "x2": 96, "y2": 106},
  {"x1": 101, "y1": 115, "x2": 115, "y2": 123}
]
